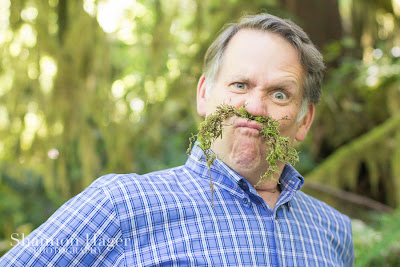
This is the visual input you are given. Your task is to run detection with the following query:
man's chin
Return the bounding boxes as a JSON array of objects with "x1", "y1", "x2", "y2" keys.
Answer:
[{"x1": 230, "y1": 141, "x2": 265, "y2": 165}]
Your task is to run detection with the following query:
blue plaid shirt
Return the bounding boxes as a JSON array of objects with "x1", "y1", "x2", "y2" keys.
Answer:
[{"x1": 1, "y1": 145, "x2": 354, "y2": 266}]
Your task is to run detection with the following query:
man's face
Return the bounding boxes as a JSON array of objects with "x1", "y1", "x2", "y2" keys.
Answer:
[{"x1": 196, "y1": 29, "x2": 314, "y2": 174}]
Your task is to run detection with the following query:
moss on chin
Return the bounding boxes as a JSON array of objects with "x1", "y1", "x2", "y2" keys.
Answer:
[{"x1": 188, "y1": 104, "x2": 299, "y2": 204}]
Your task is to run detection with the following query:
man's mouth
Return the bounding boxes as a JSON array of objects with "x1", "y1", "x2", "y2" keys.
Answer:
[{"x1": 234, "y1": 118, "x2": 262, "y2": 131}]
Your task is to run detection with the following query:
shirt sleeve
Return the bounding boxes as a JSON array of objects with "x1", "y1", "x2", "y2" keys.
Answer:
[
  {"x1": 0, "y1": 185, "x2": 126, "y2": 266},
  {"x1": 345, "y1": 216, "x2": 355, "y2": 267}
]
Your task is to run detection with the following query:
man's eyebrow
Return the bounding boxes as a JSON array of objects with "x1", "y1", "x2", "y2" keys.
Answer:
[
  {"x1": 272, "y1": 80, "x2": 300, "y2": 90},
  {"x1": 226, "y1": 75, "x2": 301, "y2": 89},
  {"x1": 227, "y1": 75, "x2": 252, "y2": 84}
]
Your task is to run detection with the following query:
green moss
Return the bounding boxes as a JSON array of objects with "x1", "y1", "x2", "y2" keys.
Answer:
[{"x1": 188, "y1": 104, "x2": 299, "y2": 204}]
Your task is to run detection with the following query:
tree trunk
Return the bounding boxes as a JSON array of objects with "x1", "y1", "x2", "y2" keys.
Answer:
[{"x1": 282, "y1": 0, "x2": 343, "y2": 51}]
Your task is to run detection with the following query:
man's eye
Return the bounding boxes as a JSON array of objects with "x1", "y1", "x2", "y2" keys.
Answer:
[
  {"x1": 232, "y1": 82, "x2": 247, "y2": 90},
  {"x1": 272, "y1": 92, "x2": 287, "y2": 100},
  {"x1": 272, "y1": 91, "x2": 288, "y2": 100}
]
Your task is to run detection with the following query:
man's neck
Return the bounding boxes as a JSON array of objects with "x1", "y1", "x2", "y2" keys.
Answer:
[
  {"x1": 256, "y1": 187, "x2": 281, "y2": 210},
  {"x1": 244, "y1": 167, "x2": 283, "y2": 210},
  {"x1": 219, "y1": 154, "x2": 285, "y2": 210},
  {"x1": 236, "y1": 164, "x2": 283, "y2": 188}
]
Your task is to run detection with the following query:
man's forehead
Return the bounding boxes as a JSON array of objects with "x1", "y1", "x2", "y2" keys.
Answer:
[
  {"x1": 225, "y1": 28, "x2": 295, "y2": 52},
  {"x1": 219, "y1": 29, "x2": 303, "y2": 79},
  {"x1": 220, "y1": 29, "x2": 301, "y2": 68}
]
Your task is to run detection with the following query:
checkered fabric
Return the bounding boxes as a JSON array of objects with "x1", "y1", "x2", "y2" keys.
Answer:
[{"x1": 0, "y1": 144, "x2": 354, "y2": 266}]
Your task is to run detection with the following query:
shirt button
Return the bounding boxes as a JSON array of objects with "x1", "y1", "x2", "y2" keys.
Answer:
[
  {"x1": 242, "y1": 198, "x2": 249, "y2": 205},
  {"x1": 238, "y1": 181, "x2": 248, "y2": 191}
]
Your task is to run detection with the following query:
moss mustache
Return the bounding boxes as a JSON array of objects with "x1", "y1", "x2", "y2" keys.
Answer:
[{"x1": 188, "y1": 104, "x2": 299, "y2": 203}]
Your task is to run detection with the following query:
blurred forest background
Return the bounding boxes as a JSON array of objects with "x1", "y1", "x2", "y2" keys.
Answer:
[{"x1": 0, "y1": 0, "x2": 400, "y2": 265}]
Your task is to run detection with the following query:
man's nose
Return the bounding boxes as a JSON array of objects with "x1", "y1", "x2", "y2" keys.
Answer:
[{"x1": 243, "y1": 94, "x2": 268, "y2": 117}]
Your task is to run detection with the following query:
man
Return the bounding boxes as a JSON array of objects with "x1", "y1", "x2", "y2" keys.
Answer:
[{"x1": 1, "y1": 14, "x2": 354, "y2": 266}]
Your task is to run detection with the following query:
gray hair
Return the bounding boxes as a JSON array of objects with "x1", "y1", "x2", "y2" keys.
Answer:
[{"x1": 203, "y1": 13, "x2": 325, "y2": 121}]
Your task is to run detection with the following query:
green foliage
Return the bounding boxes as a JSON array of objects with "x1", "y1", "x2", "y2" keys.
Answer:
[
  {"x1": 0, "y1": 163, "x2": 57, "y2": 255},
  {"x1": 353, "y1": 208, "x2": 400, "y2": 266},
  {"x1": 305, "y1": 46, "x2": 400, "y2": 206}
]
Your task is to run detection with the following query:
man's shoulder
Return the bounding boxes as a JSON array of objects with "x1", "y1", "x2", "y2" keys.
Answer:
[
  {"x1": 294, "y1": 190, "x2": 351, "y2": 225},
  {"x1": 85, "y1": 164, "x2": 207, "y2": 209},
  {"x1": 82, "y1": 165, "x2": 210, "y2": 226},
  {"x1": 89, "y1": 165, "x2": 188, "y2": 192}
]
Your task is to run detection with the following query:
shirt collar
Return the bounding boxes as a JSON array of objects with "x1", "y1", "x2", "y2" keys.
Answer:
[
  {"x1": 185, "y1": 143, "x2": 242, "y2": 189},
  {"x1": 185, "y1": 143, "x2": 304, "y2": 193}
]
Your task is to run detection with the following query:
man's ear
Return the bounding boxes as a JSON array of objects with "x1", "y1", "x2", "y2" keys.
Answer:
[
  {"x1": 197, "y1": 75, "x2": 207, "y2": 116},
  {"x1": 295, "y1": 103, "x2": 315, "y2": 142}
]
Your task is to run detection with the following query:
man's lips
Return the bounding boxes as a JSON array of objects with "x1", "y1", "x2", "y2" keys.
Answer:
[{"x1": 234, "y1": 118, "x2": 262, "y2": 131}]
